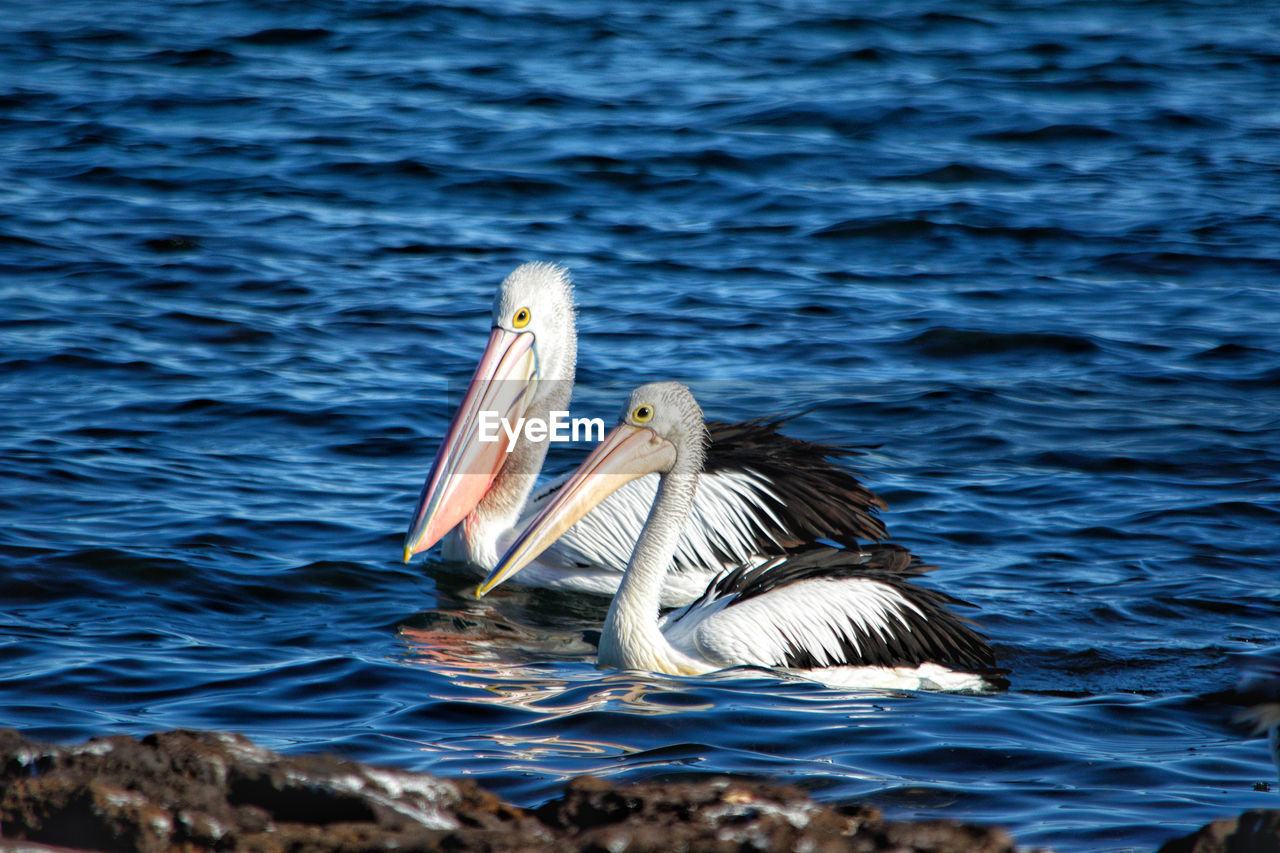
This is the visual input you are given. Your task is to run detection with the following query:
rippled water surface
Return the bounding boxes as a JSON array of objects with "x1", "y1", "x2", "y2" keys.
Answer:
[{"x1": 3, "y1": 2, "x2": 1280, "y2": 850}]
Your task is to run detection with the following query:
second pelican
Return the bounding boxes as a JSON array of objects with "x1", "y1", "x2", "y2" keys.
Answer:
[{"x1": 478, "y1": 382, "x2": 1002, "y2": 691}]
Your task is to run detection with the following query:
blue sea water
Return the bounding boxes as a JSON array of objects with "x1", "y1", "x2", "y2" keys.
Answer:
[{"x1": 2, "y1": 1, "x2": 1280, "y2": 849}]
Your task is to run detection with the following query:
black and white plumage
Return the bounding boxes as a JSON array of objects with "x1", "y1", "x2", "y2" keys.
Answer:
[
  {"x1": 403, "y1": 262, "x2": 886, "y2": 606},
  {"x1": 477, "y1": 382, "x2": 1002, "y2": 691},
  {"x1": 527, "y1": 418, "x2": 887, "y2": 594},
  {"x1": 668, "y1": 544, "x2": 997, "y2": 676}
]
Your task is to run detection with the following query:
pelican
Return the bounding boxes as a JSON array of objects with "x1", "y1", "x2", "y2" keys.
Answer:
[
  {"x1": 477, "y1": 382, "x2": 1002, "y2": 691},
  {"x1": 404, "y1": 262, "x2": 887, "y2": 606}
]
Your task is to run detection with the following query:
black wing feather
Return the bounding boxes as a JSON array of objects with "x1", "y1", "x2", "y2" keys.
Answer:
[{"x1": 704, "y1": 419, "x2": 888, "y2": 551}]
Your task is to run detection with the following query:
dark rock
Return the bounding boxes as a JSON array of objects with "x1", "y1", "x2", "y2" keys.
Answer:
[
  {"x1": 0, "y1": 727, "x2": 1021, "y2": 852},
  {"x1": 0, "y1": 729, "x2": 540, "y2": 852},
  {"x1": 537, "y1": 775, "x2": 1016, "y2": 853},
  {"x1": 1158, "y1": 810, "x2": 1280, "y2": 853}
]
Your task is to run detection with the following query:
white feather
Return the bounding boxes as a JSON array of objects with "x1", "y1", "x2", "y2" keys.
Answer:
[
  {"x1": 787, "y1": 663, "x2": 992, "y2": 692},
  {"x1": 646, "y1": 575, "x2": 994, "y2": 692},
  {"x1": 521, "y1": 467, "x2": 785, "y2": 606},
  {"x1": 662, "y1": 576, "x2": 917, "y2": 669}
]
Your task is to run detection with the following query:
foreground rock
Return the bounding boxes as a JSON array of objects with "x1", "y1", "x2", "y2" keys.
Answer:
[
  {"x1": 1157, "y1": 809, "x2": 1280, "y2": 853},
  {"x1": 0, "y1": 728, "x2": 1014, "y2": 852},
  {"x1": 7, "y1": 728, "x2": 1275, "y2": 852}
]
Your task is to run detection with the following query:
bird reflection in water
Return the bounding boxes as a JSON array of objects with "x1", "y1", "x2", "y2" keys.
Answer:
[
  {"x1": 396, "y1": 610, "x2": 719, "y2": 771},
  {"x1": 393, "y1": 566, "x2": 896, "y2": 779},
  {"x1": 397, "y1": 608, "x2": 715, "y2": 718}
]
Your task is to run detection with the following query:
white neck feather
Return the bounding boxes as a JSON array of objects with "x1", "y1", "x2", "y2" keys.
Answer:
[{"x1": 599, "y1": 453, "x2": 705, "y2": 674}]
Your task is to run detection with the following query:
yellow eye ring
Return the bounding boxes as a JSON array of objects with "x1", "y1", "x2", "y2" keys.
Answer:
[
  {"x1": 513, "y1": 308, "x2": 531, "y2": 328},
  {"x1": 632, "y1": 405, "x2": 654, "y2": 424}
]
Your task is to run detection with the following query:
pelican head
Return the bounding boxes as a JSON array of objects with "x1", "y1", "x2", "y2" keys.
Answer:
[
  {"x1": 477, "y1": 382, "x2": 707, "y2": 596},
  {"x1": 404, "y1": 262, "x2": 578, "y2": 562}
]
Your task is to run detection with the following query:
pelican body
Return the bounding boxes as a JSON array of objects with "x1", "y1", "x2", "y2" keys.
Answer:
[
  {"x1": 404, "y1": 263, "x2": 886, "y2": 606},
  {"x1": 478, "y1": 382, "x2": 1003, "y2": 691}
]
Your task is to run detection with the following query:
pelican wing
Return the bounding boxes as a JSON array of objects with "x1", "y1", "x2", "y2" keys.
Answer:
[
  {"x1": 527, "y1": 419, "x2": 888, "y2": 578},
  {"x1": 701, "y1": 419, "x2": 888, "y2": 547},
  {"x1": 525, "y1": 468, "x2": 780, "y2": 575},
  {"x1": 660, "y1": 545, "x2": 999, "y2": 675}
]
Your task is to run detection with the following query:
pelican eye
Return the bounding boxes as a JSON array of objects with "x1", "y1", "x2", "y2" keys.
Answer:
[
  {"x1": 513, "y1": 307, "x2": 531, "y2": 328},
  {"x1": 632, "y1": 405, "x2": 654, "y2": 424}
]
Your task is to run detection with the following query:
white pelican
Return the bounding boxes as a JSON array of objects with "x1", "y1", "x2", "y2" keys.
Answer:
[
  {"x1": 404, "y1": 262, "x2": 887, "y2": 606},
  {"x1": 476, "y1": 382, "x2": 1002, "y2": 691}
]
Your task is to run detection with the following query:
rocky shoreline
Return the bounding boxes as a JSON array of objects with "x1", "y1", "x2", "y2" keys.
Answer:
[{"x1": 0, "y1": 728, "x2": 1272, "y2": 852}]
